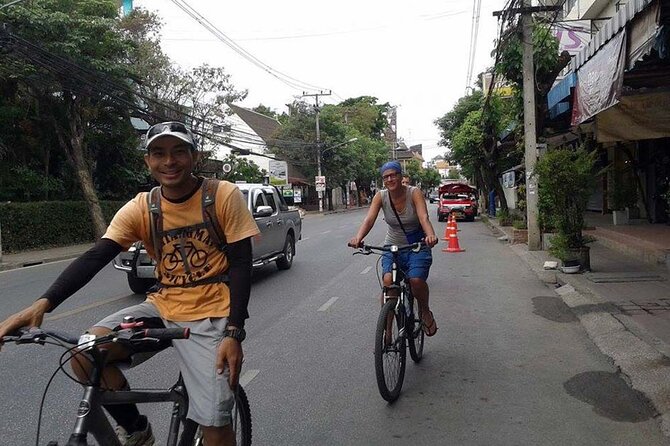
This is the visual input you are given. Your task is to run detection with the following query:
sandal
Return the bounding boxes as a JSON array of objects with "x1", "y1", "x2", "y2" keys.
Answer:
[{"x1": 422, "y1": 310, "x2": 438, "y2": 337}]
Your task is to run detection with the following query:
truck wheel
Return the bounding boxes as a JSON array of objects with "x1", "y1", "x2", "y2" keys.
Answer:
[
  {"x1": 276, "y1": 234, "x2": 295, "y2": 270},
  {"x1": 127, "y1": 274, "x2": 156, "y2": 294}
]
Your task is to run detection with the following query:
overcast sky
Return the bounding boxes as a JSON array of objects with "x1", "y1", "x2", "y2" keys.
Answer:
[{"x1": 135, "y1": 0, "x2": 507, "y2": 162}]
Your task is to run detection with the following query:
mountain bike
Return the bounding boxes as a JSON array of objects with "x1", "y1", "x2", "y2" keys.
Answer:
[
  {"x1": 1, "y1": 320, "x2": 252, "y2": 446},
  {"x1": 350, "y1": 241, "x2": 425, "y2": 402}
]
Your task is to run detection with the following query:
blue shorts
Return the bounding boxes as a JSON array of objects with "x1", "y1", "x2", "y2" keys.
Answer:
[{"x1": 381, "y1": 246, "x2": 433, "y2": 281}]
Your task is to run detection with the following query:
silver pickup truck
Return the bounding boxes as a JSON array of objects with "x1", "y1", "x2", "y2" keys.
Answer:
[{"x1": 113, "y1": 183, "x2": 302, "y2": 294}]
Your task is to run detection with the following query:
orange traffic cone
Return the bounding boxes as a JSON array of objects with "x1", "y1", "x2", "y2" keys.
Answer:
[
  {"x1": 451, "y1": 214, "x2": 460, "y2": 232},
  {"x1": 442, "y1": 217, "x2": 455, "y2": 240},
  {"x1": 442, "y1": 230, "x2": 465, "y2": 253}
]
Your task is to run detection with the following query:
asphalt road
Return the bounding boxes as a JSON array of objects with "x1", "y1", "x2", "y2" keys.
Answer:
[{"x1": 1, "y1": 204, "x2": 668, "y2": 445}]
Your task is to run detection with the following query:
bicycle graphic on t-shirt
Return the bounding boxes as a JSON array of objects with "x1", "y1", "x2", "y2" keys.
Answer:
[{"x1": 163, "y1": 240, "x2": 208, "y2": 271}]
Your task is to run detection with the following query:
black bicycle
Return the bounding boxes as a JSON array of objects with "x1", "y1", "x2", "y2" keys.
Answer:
[
  {"x1": 350, "y1": 241, "x2": 425, "y2": 402},
  {"x1": 1, "y1": 320, "x2": 252, "y2": 446}
]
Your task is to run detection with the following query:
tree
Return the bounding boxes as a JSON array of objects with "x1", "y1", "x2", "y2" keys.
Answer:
[
  {"x1": 405, "y1": 159, "x2": 422, "y2": 185},
  {"x1": 252, "y1": 104, "x2": 279, "y2": 119},
  {"x1": 271, "y1": 98, "x2": 388, "y2": 209},
  {"x1": 495, "y1": 22, "x2": 570, "y2": 136},
  {"x1": 434, "y1": 90, "x2": 484, "y2": 150},
  {"x1": 419, "y1": 168, "x2": 441, "y2": 191},
  {"x1": 0, "y1": 0, "x2": 150, "y2": 237}
]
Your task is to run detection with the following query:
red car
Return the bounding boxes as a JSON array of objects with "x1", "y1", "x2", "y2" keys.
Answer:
[{"x1": 436, "y1": 183, "x2": 478, "y2": 222}]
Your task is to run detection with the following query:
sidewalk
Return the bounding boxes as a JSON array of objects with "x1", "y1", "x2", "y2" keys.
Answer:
[
  {"x1": 0, "y1": 243, "x2": 95, "y2": 272},
  {"x1": 485, "y1": 216, "x2": 670, "y2": 436}
]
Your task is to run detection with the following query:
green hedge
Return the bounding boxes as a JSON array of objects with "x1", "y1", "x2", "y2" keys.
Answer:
[{"x1": 0, "y1": 201, "x2": 126, "y2": 253}]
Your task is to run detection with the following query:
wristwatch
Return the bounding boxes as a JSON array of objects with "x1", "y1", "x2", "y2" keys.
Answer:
[{"x1": 223, "y1": 327, "x2": 246, "y2": 343}]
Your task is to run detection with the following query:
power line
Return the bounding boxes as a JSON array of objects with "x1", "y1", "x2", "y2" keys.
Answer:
[
  {"x1": 465, "y1": 0, "x2": 482, "y2": 92},
  {"x1": 1, "y1": 28, "x2": 317, "y2": 153},
  {"x1": 170, "y1": 0, "x2": 328, "y2": 94}
]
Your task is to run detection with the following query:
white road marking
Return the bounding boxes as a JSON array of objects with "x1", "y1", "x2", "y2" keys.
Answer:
[
  {"x1": 45, "y1": 294, "x2": 131, "y2": 321},
  {"x1": 320, "y1": 230, "x2": 332, "y2": 234},
  {"x1": 360, "y1": 266, "x2": 372, "y2": 275},
  {"x1": 301, "y1": 237, "x2": 310, "y2": 241},
  {"x1": 318, "y1": 296, "x2": 340, "y2": 312},
  {"x1": 239, "y1": 369, "x2": 260, "y2": 388}
]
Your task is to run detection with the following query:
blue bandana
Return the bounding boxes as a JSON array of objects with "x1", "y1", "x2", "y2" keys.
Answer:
[{"x1": 379, "y1": 161, "x2": 402, "y2": 176}]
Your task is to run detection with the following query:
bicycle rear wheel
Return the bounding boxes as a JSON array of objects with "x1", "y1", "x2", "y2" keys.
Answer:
[
  {"x1": 408, "y1": 295, "x2": 425, "y2": 363},
  {"x1": 191, "y1": 385, "x2": 252, "y2": 446},
  {"x1": 374, "y1": 299, "x2": 406, "y2": 402}
]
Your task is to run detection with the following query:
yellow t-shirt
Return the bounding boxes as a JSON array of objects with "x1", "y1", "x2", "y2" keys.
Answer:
[{"x1": 103, "y1": 181, "x2": 260, "y2": 321}]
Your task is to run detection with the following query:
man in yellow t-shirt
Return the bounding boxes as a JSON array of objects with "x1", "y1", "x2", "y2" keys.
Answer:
[{"x1": 0, "y1": 121, "x2": 259, "y2": 446}]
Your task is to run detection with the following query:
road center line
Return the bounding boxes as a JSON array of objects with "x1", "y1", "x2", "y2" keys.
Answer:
[
  {"x1": 320, "y1": 230, "x2": 332, "y2": 234},
  {"x1": 239, "y1": 369, "x2": 260, "y2": 388},
  {"x1": 360, "y1": 266, "x2": 372, "y2": 275},
  {"x1": 45, "y1": 294, "x2": 132, "y2": 321},
  {"x1": 318, "y1": 296, "x2": 340, "y2": 312}
]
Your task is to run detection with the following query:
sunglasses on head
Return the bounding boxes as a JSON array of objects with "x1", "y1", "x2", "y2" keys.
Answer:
[{"x1": 147, "y1": 121, "x2": 190, "y2": 138}]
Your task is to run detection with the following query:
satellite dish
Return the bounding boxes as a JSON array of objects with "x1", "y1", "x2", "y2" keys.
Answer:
[{"x1": 222, "y1": 163, "x2": 232, "y2": 174}]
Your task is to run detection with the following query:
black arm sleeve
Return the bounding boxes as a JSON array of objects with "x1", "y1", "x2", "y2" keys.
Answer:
[
  {"x1": 227, "y1": 237, "x2": 253, "y2": 328},
  {"x1": 41, "y1": 238, "x2": 124, "y2": 311}
]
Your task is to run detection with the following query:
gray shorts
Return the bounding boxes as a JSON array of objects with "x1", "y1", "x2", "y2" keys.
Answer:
[{"x1": 94, "y1": 301, "x2": 234, "y2": 427}]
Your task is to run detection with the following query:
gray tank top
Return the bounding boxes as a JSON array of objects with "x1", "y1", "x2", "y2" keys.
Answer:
[{"x1": 381, "y1": 186, "x2": 421, "y2": 245}]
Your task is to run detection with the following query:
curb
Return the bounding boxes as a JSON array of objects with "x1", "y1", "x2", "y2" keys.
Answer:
[
  {"x1": 483, "y1": 217, "x2": 670, "y2": 436},
  {"x1": 0, "y1": 244, "x2": 94, "y2": 272}
]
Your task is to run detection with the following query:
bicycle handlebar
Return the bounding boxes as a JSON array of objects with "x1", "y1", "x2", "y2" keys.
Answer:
[
  {"x1": 348, "y1": 241, "x2": 424, "y2": 253},
  {"x1": 141, "y1": 327, "x2": 190, "y2": 340},
  {"x1": 1, "y1": 326, "x2": 190, "y2": 347}
]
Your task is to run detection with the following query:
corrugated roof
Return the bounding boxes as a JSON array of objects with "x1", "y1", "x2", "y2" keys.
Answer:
[{"x1": 571, "y1": 0, "x2": 654, "y2": 71}]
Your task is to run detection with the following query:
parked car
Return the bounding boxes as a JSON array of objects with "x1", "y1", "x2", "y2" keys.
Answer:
[
  {"x1": 429, "y1": 190, "x2": 439, "y2": 203},
  {"x1": 113, "y1": 183, "x2": 303, "y2": 294},
  {"x1": 437, "y1": 183, "x2": 478, "y2": 222}
]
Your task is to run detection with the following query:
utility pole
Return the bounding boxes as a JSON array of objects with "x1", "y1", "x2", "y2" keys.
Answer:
[
  {"x1": 494, "y1": 2, "x2": 560, "y2": 251},
  {"x1": 303, "y1": 90, "x2": 331, "y2": 212},
  {"x1": 521, "y1": 0, "x2": 541, "y2": 251}
]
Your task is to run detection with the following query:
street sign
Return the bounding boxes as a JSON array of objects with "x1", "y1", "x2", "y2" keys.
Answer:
[
  {"x1": 222, "y1": 163, "x2": 232, "y2": 174},
  {"x1": 294, "y1": 189, "x2": 302, "y2": 203},
  {"x1": 315, "y1": 176, "x2": 326, "y2": 192}
]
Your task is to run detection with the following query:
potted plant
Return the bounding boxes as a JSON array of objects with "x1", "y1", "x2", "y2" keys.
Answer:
[
  {"x1": 534, "y1": 144, "x2": 597, "y2": 271},
  {"x1": 609, "y1": 171, "x2": 638, "y2": 225}
]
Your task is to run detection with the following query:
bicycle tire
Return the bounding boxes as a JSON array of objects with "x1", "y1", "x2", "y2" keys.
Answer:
[
  {"x1": 408, "y1": 293, "x2": 425, "y2": 363},
  {"x1": 374, "y1": 300, "x2": 406, "y2": 402},
  {"x1": 191, "y1": 385, "x2": 252, "y2": 446}
]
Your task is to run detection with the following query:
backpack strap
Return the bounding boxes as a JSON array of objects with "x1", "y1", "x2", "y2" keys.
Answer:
[
  {"x1": 147, "y1": 186, "x2": 163, "y2": 263},
  {"x1": 201, "y1": 178, "x2": 228, "y2": 252}
]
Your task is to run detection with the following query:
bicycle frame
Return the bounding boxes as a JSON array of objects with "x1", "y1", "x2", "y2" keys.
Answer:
[
  {"x1": 381, "y1": 249, "x2": 415, "y2": 331},
  {"x1": 64, "y1": 347, "x2": 192, "y2": 446}
]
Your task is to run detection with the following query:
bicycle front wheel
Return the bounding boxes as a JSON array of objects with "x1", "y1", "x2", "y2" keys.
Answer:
[
  {"x1": 408, "y1": 295, "x2": 425, "y2": 363},
  {"x1": 374, "y1": 299, "x2": 406, "y2": 402},
  {"x1": 192, "y1": 385, "x2": 252, "y2": 446}
]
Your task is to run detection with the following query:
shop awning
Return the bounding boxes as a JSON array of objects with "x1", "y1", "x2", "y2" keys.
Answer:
[
  {"x1": 547, "y1": 73, "x2": 576, "y2": 119},
  {"x1": 571, "y1": 31, "x2": 627, "y2": 125},
  {"x1": 595, "y1": 90, "x2": 670, "y2": 142}
]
